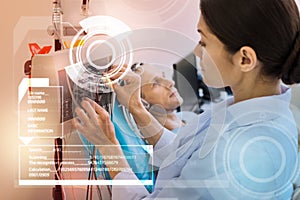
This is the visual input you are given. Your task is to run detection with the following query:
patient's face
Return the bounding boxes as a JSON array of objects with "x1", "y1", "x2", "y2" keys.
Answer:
[{"x1": 140, "y1": 64, "x2": 183, "y2": 111}]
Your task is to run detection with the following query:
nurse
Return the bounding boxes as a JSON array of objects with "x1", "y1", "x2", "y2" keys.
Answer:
[{"x1": 74, "y1": 0, "x2": 300, "y2": 199}]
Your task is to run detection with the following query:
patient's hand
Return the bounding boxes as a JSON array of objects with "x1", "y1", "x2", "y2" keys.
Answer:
[
  {"x1": 73, "y1": 98, "x2": 119, "y2": 146},
  {"x1": 73, "y1": 97, "x2": 131, "y2": 179},
  {"x1": 113, "y1": 70, "x2": 142, "y2": 112}
]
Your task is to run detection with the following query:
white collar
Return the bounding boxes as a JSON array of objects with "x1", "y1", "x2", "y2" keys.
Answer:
[{"x1": 210, "y1": 85, "x2": 292, "y2": 131}]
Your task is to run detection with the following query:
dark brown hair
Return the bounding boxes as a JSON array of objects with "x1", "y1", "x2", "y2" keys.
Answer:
[{"x1": 200, "y1": 0, "x2": 300, "y2": 84}]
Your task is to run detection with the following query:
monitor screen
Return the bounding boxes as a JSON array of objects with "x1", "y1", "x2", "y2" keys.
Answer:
[{"x1": 173, "y1": 53, "x2": 200, "y2": 113}]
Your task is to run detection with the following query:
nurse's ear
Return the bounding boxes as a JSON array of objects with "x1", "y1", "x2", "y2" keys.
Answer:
[{"x1": 233, "y1": 46, "x2": 258, "y2": 72}]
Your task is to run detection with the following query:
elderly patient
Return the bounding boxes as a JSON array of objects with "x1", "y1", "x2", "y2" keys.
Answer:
[
  {"x1": 130, "y1": 62, "x2": 196, "y2": 131},
  {"x1": 78, "y1": 62, "x2": 196, "y2": 195}
]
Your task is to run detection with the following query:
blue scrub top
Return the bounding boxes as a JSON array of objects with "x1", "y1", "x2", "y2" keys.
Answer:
[{"x1": 112, "y1": 86, "x2": 299, "y2": 200}]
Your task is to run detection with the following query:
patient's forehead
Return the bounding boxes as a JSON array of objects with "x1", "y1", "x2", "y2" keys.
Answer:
[{"x1": 140, "y1": 64, "x2": 162, "y2": 85}]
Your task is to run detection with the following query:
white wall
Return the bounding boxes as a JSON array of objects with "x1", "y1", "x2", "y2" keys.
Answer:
[{"x1": 61, "y1": 0, "x2": 200, "y2": 73}]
